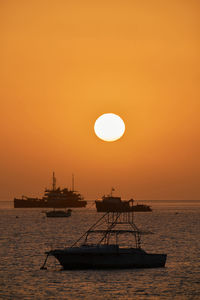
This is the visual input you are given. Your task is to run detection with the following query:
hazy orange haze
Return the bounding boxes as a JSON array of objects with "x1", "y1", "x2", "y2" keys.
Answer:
[{"x1": 0, "y1": 0, "x2": 200, "y2": 201}]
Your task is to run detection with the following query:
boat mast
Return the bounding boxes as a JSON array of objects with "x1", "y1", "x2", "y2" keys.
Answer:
[
  {"x1": 111, "y1": 187, "x2": 115, "y2": 197},
  {"x1": 72, "y1": 174, "x2": 74, "y2": 191},
  {"x1": 52, "y1": 172, "x2": 56, "y2": 191}
]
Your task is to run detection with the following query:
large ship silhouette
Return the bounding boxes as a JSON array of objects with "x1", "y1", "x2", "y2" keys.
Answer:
[{"x1": 14, "y1": 173, "x2": 87, "y2": 208}]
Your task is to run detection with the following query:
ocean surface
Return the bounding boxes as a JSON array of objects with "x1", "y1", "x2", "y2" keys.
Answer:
[{"x1": 0, "y1": 201, "x2": 199, "y2": 299}]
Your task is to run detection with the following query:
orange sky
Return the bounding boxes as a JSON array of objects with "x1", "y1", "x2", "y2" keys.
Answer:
[{"x1": 0, "y1": 0, "x2": 200, "y2": 201}]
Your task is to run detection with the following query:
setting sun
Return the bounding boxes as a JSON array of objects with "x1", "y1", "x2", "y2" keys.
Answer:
[{"x1": 94, "y1": 113, "x2": 125, "y2": 142}]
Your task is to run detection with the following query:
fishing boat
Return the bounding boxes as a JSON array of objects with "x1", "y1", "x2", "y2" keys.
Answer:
[
  {"x1": 14, "y1": 173, "x2": 87, "y2": 208},
  {"x1": 95, "y1": 189, "x2": 152, "y2": 212},
  {"x1": 45, "y1": 209, "x2": 72, "y2": 218},
  {"x1": 41, "y1": 210, "x2": 166, "y2": 270}
]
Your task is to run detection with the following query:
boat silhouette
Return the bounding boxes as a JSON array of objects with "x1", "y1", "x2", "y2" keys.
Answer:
[
  {"x1": 95, "y1": 189, "x2": 152, "y2": 212},
  {"x1": 41, "y1": 210, "x2": 166, "y2": 270},
  {"x1": 45, "y1": 208, "x2": 72, "y2": 218},
  {"x1": 14, "y1": 173, "x2": 87, "y2": 208}
]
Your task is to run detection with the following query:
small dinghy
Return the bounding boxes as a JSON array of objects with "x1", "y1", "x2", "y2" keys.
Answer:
[{"x1": 45, "y1": 209, "x2": 72, "y2": 218}]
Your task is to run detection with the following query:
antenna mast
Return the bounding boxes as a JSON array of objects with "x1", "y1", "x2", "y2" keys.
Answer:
[
  {"x1": 111, "y1": 187, "x2": 115, "y2": 197},
  {"x1": 52, "y1": 172, "x2": 56, "y2": 191},
  {"x1": 72, "y1": 174, "x2": 74, "y2": 191}
]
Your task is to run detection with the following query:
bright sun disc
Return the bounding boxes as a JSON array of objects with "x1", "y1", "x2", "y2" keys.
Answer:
[{"x1": 94, "y1": 113, "x2": 125, "y2": 142}]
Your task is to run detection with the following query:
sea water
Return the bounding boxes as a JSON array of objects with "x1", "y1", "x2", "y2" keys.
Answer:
[{"x1": 0, "y1": 201, "x2": 199, "y2": 299}]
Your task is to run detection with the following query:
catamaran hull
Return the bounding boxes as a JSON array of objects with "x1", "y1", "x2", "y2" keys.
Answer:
[{"x1": 49, "y1": 250, "x2": 167, "y2": 269}]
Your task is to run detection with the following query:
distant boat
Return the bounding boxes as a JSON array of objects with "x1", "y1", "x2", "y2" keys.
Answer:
[
  {"x1": 41, "y1": 210, "x2": 166, "y2": 270},
  {"x1": 14, "y1": 173, "x2": 87, "y2": 208},
  {"x1": 45, "y1": 209, "x2": 72, "y2": 218},
  {"x1": 95, "y1": 190, "x2": 152, "y2": 212}
]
